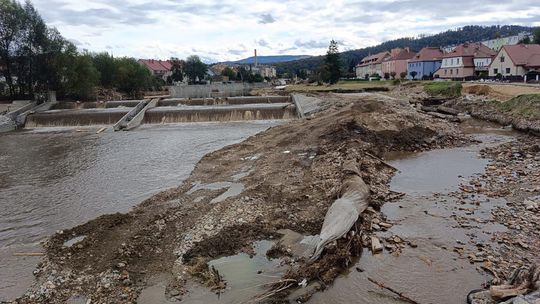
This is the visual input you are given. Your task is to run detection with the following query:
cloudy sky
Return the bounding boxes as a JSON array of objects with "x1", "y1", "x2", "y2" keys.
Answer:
[{"x1": 32, "y1": 0, "x2": 540, "y2": 63}]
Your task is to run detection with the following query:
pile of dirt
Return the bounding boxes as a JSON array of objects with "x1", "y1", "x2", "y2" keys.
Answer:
[
  {"x1": 464, "y1": 84, "x2": 493, "y2": 96},
  {"x1": 16, "y1": 92, "x2": 469, "y2": 303}
]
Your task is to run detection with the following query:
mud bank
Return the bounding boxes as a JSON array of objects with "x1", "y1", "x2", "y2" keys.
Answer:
[
  {"x1": 15, "y1": 93, "x2": 469, "y2": 303},
  {"x1": 445, "y1": 97, "x2": 540, "y2": 135}
]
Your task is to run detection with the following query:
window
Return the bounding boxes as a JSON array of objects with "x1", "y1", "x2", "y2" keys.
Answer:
[
  {"x1": 451, "y1": 59, "x2": 454, "y2": 65},
  {"x1": 494, "y1": 68, "x2": 498, "y2": 74},
  {"x1": 444, "y1": 70, "x2": 447, "y2": 75},
  {"x1": 506, "y1": 68, "x2": 511, "y2": 74},
  {"x1": 450, "y1": 69, "x2": 453, "y2": 75},
  {"x1": 500, "y1": 56, "x2": 505, "y2": 63},
  {"x1": 456, "y1": 69, "x2": 459, "y2": 74},
  {"x1": 457, "y1": 58, "x2": 460, "y2": 65}
]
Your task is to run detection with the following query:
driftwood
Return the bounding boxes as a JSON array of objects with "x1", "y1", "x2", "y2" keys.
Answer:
[
  {"x1": 309, "y1": 160, "x2": 370, "y2": 262},
  {"x1": 437, "y1": 105, "x2": 460, "y2": 116},
  {"x1": 368, "y1": 277, "x2": 419, "y2": 304},
  {"x1": 13, "y1": 252, "x2": 45, "y2": 257},
  {"x1": 490, "y1": 265, "x2": 540, "y2": 300}
]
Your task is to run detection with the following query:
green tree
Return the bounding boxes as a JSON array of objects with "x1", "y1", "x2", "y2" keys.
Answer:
[
  {"x1": 321, "y1": 40, "x2": 341, "y2": 84},
  {"x1": 410, "y1": 71, "x2": 418, "y2": 80},
  {"x1": 65, "y1": 53, "x2": 99, "y2": 99},
  {"x1": 113, "y1": 58, "x2": 152, "y2": 98},
  {"x1": 0, "y1": 0, "x2": 27, "y2": 96},
  {"x1": 184, "y1": 55, "x2": 207, "y2": 83},
  {"x1": 533, "y1": 28, "x2": 540, "y2": 44},
  {"x1": 92, "y1": 52, "x2": 116, "y2": 88},
  {"x1": 400, "y1": 72, "x2": 407, "y2": 79},
  {"x1": 170, "y1": 57, "x2": 185, "y2": 83},
  {"x1": 390, "y1": 71, "x2": 397, "y2": 79},
  {"x1": 221, "y1": 66, "x2": 236, "y2": 80}
]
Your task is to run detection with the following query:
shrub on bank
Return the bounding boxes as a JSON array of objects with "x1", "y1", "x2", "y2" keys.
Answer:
[
  {"x1": 497, "y1": 94, "x2": 540, "y2": 119},
  {"x1": 424, "y1": 82, "x2": 463, "y2": 98}
]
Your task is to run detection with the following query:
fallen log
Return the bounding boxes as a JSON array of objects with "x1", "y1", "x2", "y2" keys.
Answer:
[
  {"x1": 437, "y1": 105, "x2": 460, "y2": 116},
  {"x1": 425, "y1": 111, "x2": 461, "y2": 123},
  {"x1": 309, "y1": 160, "x2": 370, "y2": 262},
  {"x1": 13, "y1": 252, "x2": 45, "y2": 257}
]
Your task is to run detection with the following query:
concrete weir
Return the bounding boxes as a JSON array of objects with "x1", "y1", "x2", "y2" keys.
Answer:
[
  {"x1": 144, "y1": 103, "x2": 296, "y2": 124},
  {"x1": 21, "y1": 95, "x2": 299, "y2": 129}
]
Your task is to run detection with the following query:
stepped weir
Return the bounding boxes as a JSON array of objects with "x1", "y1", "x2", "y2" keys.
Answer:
[{"x1": 21, "y1": 95, "x2": 299, "y2": 130}]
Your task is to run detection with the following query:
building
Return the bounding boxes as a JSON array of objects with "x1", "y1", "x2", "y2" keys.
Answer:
[
  {"x1": 381, "y1": 48, "x2": 416, "y2": 78},
  {"x1": 138, "y1": 59, "x2": 173, "y2": 81},
  {"x1": 482, "y1": 32, "x2": 533, "y2": 51},
  {"x1": 488, "y1": 44, "x2": 540, "y2": 77},
  {"x1": 251, "y1": 65, "x2": 276, "y2": 78},
  {"x1": 355, "y1": 51, "x2": 391, "y2": 78},
  {"x1": 434, "y1": 43, "x2": 496, "y2": 79},
  {"x1": 407, "y1": 47, "x2": 444, "y2": 80}
]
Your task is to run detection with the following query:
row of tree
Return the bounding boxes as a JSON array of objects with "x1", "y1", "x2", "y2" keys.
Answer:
[{"x1": 0, "y1": 0, "x2": 162, "y2": 100}]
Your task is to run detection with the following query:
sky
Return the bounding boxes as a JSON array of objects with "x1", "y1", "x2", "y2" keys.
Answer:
[{"x1": 32, "y1": 0, "x2": 540, "y2": 63}]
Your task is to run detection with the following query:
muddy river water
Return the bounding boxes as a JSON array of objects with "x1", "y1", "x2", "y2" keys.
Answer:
[{"x1": 0, "y1": 121, "x2": 282, "y2": 301}]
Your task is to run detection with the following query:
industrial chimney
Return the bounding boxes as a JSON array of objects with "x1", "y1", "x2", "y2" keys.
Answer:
[{"x1": 254, "y1": 49, "x2": 258, "y2": 67}]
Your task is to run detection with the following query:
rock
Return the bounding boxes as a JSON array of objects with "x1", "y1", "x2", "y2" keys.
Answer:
[
  {"x1": 371, "y1": 236, "x2": 383, "y2": 254},
  {"x1": 379, "y1": 222, "x2": 393, "y2": 229}
]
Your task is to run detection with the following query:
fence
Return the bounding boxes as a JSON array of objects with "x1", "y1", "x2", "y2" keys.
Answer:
[{"x1": 169, "y1": 83, "x2": 269, "y2": 98}]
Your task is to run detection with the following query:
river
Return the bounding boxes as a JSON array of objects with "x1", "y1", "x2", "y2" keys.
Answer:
[{"x1": 0, "y1": 121, "x2": 282, "y2": 301}]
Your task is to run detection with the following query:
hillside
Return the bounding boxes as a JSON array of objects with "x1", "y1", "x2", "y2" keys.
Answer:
[
  {"x1": 226, "y1": 55, "x2": 312, "y2": 65},
  {"x1": 275, "y1": 25, "x2": 534, "y2": 75}
]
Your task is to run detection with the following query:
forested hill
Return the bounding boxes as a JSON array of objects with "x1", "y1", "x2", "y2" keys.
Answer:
[{"x1": 275, "y1": 25, "x2": 534, "y2": 75}]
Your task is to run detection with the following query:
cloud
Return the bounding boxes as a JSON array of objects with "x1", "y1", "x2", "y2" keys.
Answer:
[
  {"x1": 256, "y1": 39, "x2": 270, "y2": 47},
  {"x1": 258, "y1": 13, "x2": 276, "y2": 24},
  {"x1": 294, "y1": 39, "x2": 328, "y2": 49},
  {"x1": 30, "y1": 0, "x2": 540, "y2": 61}
]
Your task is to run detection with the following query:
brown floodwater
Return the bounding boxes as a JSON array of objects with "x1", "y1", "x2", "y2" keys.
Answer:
[{"x1": 0, "y1": 121, "x2": 282, "y2": 301}]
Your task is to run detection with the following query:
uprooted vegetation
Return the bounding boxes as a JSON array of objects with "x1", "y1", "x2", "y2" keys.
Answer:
[
  {"x1": 424, "y1": 81, "x2": 463, "y2": 98},
  {"x1": 19, "y1": 93, "x2": 468, "y2": 303}
]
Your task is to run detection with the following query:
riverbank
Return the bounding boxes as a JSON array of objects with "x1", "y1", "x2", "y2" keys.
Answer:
[{"x1": 12, "y1": 88, "x2": 540, "y2": 304}]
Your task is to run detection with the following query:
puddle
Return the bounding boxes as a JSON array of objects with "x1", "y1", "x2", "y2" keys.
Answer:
[
  {"x1": 310, "y1": 244, "x2": 490, "y2": 304},
  {"x1": 182, "y1": 240, "x2": 285, "y2": 304},
  {"x1": 138, "y1": 273, "x2": 178, "y2": 304},
  {"x1": 187, "y1": 181, "x2": 245, "y2": 204}
]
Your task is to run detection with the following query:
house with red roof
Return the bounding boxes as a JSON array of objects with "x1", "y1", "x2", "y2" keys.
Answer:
[
  {"x1": 434, "y1": 43, "x2": 496, "y2": 79},
  {"x1": 488, "y1": 44, "x2": 540, "y2": 78},
  {"x1": 355, "y1": 51, "x2": 391, "y2": 79},
  {"x1": 406, "y1": 47, "x2": 444, "y2": 80},
  {"x1": 138, "y1": 59, "x2": 173, "y2": 81},
  {"x1": 381, "y1": 48, "x2": 416, "y2": 78}
]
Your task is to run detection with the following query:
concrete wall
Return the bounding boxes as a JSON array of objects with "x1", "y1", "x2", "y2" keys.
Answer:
[{"x1": 169, "y1": 83, "x2": 268, "y2": 98}]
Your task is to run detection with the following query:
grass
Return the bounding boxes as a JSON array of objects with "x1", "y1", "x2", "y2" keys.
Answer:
[
  {"x1": 424, "y1": 82, "x2": 463, "y2": 98},
  {"x1": 285, "y1": 80, "x2": 393, "y2": 92},
  {"x1": 495, "y1": 94, "x2": 540, "y2": 119}
]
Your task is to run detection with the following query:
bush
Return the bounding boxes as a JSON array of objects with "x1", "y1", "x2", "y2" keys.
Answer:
[
  {"x1": 496, "y1": 94, "x2": 540, "y2": 118},
  {"x1": 424, "y1": 82, "x2": 462, "y2": 98}
]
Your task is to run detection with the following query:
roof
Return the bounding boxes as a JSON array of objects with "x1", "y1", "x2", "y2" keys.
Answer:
[
  {"x1": 501, "y1": 44, "x2": 540, "y2": 67},
  {"x1": 138, "y1": 59, "x2": 173, "y2": 72},
  {"x1": 357, "y1": 51, "x2": 390, "y2": 66},
  {"x1": 409, "y1": 47, "x2": 444, "y2": 62},
  {"x1": 389, "y1": 48, "x2": 416, "y2": 61},
  {"x1": 442, "y1": 43, "x2": 496, "y2": 59}
]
